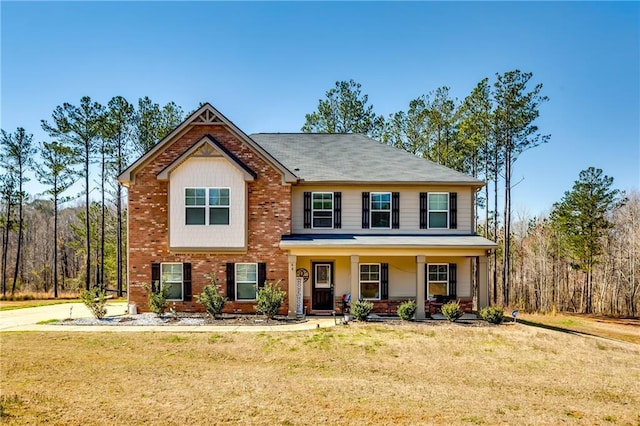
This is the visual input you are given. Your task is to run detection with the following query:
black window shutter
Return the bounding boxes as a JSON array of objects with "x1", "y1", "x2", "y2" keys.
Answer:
[
  {"x1": 226, "y1": 263, "x2": 235, "y2": 300},
  {"x1": 151, "y1": 263, "x2": 160, "y2": 293},
  {"x1": 392, "y1": 192, "x2": 400, "y2": 229},
  {"x1": 333, "y1": 192, "x2": 342, "y2": 229},
  {"x1": 449, "y1": 263, "x2": 457, "y2": 298},
  {"x1": 419, "y1": 192, "x2": 428, "y2": 229},
  {"x1": 381, "y1": 263, "x2": 389, "y2": 300},
  {"x1": 303, "y1": 192, "x2": 312, "y2": 228},
  {"x1": 449, "y1": 192, "x2": 457, "y2": 229},
  {"x1": 183, "y1": 263, "x2": 192, "y2": 301},
  {"x1": 362, "y1": 192, "x2": 370, "y2": 229},
  {"x1": 258, "y1": 262, "x2": 267, "y2": 289}
]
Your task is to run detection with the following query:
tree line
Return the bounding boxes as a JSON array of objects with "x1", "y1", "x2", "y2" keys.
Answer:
[
  {"x1": 302, "y1": 74, "x2": 636, "y2": 316},
  {"x1": 1, "y1": 96, "x2": 184, "y2": 297}
]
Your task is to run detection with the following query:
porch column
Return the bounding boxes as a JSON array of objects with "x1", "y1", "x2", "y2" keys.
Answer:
[
  {"x1": 288, "y1": 254, "x2": 297, "y2": 318},
  {"x1": 350, "y1": 255, "x2": 359, "y2": 300},
  {"x1": 416, "y1": 255, "x2": 426, "y2": 319},
  {"x1": 478, "y1": 255, "x2": 489, "y2": 309}
]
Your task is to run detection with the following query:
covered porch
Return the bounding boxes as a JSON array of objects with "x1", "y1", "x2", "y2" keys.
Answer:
[{"x1": 281, "y1": 235, "x2": 496, "y2": 319}]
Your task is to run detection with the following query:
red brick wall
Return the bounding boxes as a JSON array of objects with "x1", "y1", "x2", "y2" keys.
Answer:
[{"x1": 127, "y1": 125, "x2": 291, "y2": 313}]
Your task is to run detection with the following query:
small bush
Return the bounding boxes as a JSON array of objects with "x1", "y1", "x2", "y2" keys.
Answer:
[
  {"x1": 254, "y1": 281, "x2": 286, "y2": 319},
  {"x1": 479, "y1": 305, "x2": 504, "y2": 324},
  {"x1": 143, "y1": 283, "x2": 169, "y2": 317},
  {"x1": 441, "y1": 300, "x2": 463, "y2": 322},
  {"x1": 397, "y1": 300, "x2": 417, "y2": 321},
  {"x1": 351, "y1": 299, "x2": 374, "y2": 321},
  {"x1": 80, "y1": 287, "x2": 107, "y2": 319},
  {"x1": 197, "y1": 274, "x2": 228, "y2": 319}
]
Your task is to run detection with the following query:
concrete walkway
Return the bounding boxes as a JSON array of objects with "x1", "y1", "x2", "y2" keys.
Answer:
[{"x1": 0, "y1": 302, "x2": 337, "y2": 333}]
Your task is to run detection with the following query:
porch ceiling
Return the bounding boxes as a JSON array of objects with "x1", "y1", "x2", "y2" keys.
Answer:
[{"x1": 280, "y1": 234, "x2": 497, "y2": 257}]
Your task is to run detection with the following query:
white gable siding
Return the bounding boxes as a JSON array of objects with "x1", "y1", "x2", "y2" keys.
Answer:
[
  {"x1": 292, "y1": 185, "x2": 474, "y2": 234},
  {"x1": 169, "y1": 157, "x2": 246, "y2": 249}
]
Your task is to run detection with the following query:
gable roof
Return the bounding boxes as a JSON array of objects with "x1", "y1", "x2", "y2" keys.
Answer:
[
  {"x1": 157, "y1": 135, "x2": 256, "y2": 181},
  {"x1": 249, "y1": 133, "x2": 484, "y2": 186},
  {"x1": 118, "y1": 103, "x2": 297, "y2": 186}
]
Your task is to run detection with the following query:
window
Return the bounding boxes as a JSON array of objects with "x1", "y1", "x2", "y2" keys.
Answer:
[
  {"x1": 360, "y1": 264, "x2": 380, "y2": 300},
  {"x1": 371, "y1": 192, "x2": 391, "y2": 228},
  {"x1": 185, "y1": 187, "x2": 230, "y2": 225},
  {"x1": 236, "y1": 263, "x2": 257, "y2": 300},
  {"x1": 161, "y1": 263, "x2": 183, "y2": 301},
  {"x1": 428, "y1": 193, "x2": 448, "y2": 229},
  {"x1": 427, "y1": 264, "x2": 448, "y2": 297},
  {"x1": 312, "y1": 192, "x2": 333, "y2": 228}
]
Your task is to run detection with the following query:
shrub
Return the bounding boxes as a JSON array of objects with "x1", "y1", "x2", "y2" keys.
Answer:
[
  {"x1": 143, "y1": 283, "x2": 169, "y2": 317},
  {"x1": 441, "y1": 300, "x2": 463, "y2": 322},
  {"x1": 397, "y1": 299, "x2": 417, "y2": 321},
  {"x1": 351, "y1": 299, "x2": 374, "y2": 321},
  {"x1": 479, "y1": 305, "x2": 504, "y2": 324},
  {"x1": 254, "y1": 281, "x2": 286, "y2": 319},
  {"x1": 197, "y1": 274, "x2": 228, "y2": 319},
  {"x1": 80, "y1": 287, "x2": 107, "y2": 319}
]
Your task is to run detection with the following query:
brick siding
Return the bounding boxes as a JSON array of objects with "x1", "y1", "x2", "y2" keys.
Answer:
[{"x1": 127, "y1": 125, "x2": 291, "y2": 313}]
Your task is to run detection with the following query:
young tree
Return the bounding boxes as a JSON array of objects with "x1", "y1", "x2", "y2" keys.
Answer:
[
  {"x1": 103, "y1": 96, "x2": 135, "y2": 296},
  {"x1": 424, "y1": 87, "x2": 460, "y2": 169},
  {"x1": 42, "y1": 97, "x2": 105, "y2": 290},
  {"x1": 0, "y1": 128, "x2": 35, "y2": 294},
  {"x1": 493, "y1": 70, "x2": 549, "y2": 305},
  {"x1": 550, "y1": 167, "x2": 624, "y2": 313},
  {"x1": 302, "y1": 79, "x2": 384, "y2": 137},
  {"x1": 37, "y1": 141, "x2": 77, "y2": 297}
]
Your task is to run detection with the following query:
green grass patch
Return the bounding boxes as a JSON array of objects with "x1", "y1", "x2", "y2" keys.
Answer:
[{"x1": 36, "y1": 319, "x2": 60, "y2": 325}]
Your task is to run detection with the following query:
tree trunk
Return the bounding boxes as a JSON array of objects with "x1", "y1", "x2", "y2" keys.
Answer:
[
  {"x1": 117, "y1": 183, "x2": 123, "y2": 297},
  {"x1": 1, "y1": 196, "x2": 11, "y2": 296},
  {"x1": 11, "y1": 185, "x2": 23, "y2": 294},
  {"x1": 53, "y1": 188, "x2": 59, "y2": 298},
  {"x1": 100, "y1": 145, "x2": 106, "y2": 292},
  {"x1": 85, "y1": 146, "x2": 91, "y2": 290},
  {"x1": 502, "y1": 150, "x2": 512, "y2": 307}
]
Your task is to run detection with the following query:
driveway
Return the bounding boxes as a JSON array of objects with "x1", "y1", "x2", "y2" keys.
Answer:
[{"x1": 0, "y1": 301, "x2": 128, "y2": 331}]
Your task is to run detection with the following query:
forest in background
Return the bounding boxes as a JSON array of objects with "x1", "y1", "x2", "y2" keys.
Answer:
[{"x1": 1, "y1": 72, "x2": 638, "y2": 316}]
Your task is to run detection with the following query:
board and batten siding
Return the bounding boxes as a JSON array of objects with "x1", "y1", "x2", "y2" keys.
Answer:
[
  {"x1": 291, "y1": 185, "x2": 474, "y2": 234},
  {"x1": 169, "y1": 157, "x2": 246, "y2": 249}
]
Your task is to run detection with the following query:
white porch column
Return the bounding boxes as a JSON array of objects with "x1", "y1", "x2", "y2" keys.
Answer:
[
  {"x1": 478, "y1": 255, "x2": 489, "y2": 309},
  {"x1": 416, "y1": 255, "x2": 426, "y2": 319},
  {"x1": 350, "y1": 255, "x2": 359, "y2": 300},
  {"x1": 288, "y1": 254, "x2": 297, "y2": 318}
]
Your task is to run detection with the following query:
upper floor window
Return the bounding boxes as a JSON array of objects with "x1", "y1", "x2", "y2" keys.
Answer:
[
  {"x1": 428, "y1": 193, "x2": 448, "y2": 229},
  {"x1": 312, "y1": 192, "x2": 333, "y2": 228},
  {"x1": 371, "y1": 192, "x2": 391, "y2": 229},
  {"x1": 185, "y1": 187, "x2": 230, "y2": 225}
]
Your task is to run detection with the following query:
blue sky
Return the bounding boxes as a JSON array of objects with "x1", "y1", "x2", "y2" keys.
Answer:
[{"x1": 1, "y1": 1, "x2": 638, "y2": 217}]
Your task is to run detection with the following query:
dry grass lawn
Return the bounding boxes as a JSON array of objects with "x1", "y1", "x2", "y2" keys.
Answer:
[{"x1": 1, "y1": 322, "x2": 639, "y2": 425}]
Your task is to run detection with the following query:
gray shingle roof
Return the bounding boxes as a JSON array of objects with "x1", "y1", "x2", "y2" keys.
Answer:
[
  {"x1": 249, "y1": 133, "x2": 483, "y2": 185},
  {"x1": 280, "y1": 234, "x2": 497, "y2": 249}
]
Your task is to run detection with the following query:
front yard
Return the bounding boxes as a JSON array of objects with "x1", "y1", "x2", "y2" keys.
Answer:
[{"x1": 1, "y1": 322, "x2": 639, "y2": 425}]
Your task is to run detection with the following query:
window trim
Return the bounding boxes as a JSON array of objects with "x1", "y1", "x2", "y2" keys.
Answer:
[
  {"x1": 161, "y1": 262, "x2": 184, "y2": 302},
  {"x1": 184, "y1": 187, "x2": 230, "y2": 226},
  {"x1": 370, "y1": 192, "x2": 392, "y2": 229},
  {"x1": 427, "y1": 263, "x2": 449, "y2": 298},
  {"x1": 359, "y1": 263, "x2": 381, "y2": 301},
  {"x1": 427, "y1": 192, "x2": 449, "y2": 229},
  {"x1": 235, "y1": 262, "x2": 258, "y2": 301},
  {"x1": 311, "y1": 192, "x2": 334, "y2": 229}
]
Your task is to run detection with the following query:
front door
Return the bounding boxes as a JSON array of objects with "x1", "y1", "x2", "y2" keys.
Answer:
[{"x1": 312, "y1": 262, "x2": 334, "y2": 311}]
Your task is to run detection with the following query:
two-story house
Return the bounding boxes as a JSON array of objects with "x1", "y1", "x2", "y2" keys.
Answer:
[{"x1": 118, "y1": 103, "x2": 496, "y2": 319}]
